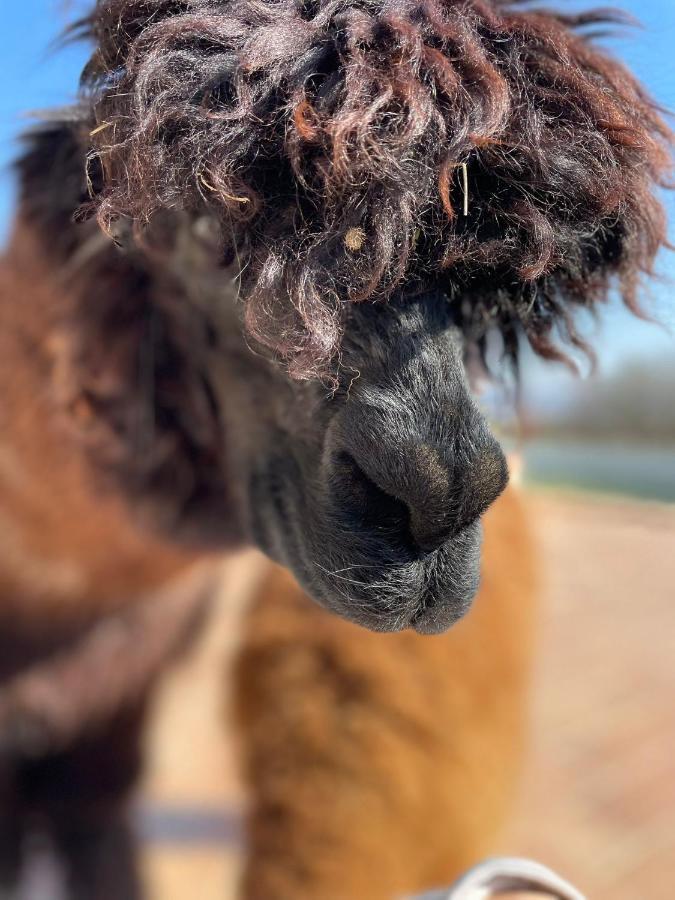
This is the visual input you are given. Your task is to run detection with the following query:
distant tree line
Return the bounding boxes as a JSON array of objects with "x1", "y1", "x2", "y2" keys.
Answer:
[{"x1": 530, "y1": 356, "x2": 675, "y2": 442}]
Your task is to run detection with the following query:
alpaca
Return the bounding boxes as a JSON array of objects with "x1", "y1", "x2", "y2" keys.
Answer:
[{"x1": 0, "y1": 0, "x2": 670, "y2": 896}]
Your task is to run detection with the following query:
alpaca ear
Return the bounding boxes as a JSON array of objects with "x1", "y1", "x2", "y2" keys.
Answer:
[{"x1": 83, "y1": 0, "x2": 672, "y2": 377}]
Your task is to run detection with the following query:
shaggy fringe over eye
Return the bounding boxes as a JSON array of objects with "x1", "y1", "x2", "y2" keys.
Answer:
[{"x1": 84, "y1": 0, "x2": 672, "y2": 378}]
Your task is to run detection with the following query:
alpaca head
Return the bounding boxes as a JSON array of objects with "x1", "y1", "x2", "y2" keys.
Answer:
[{"x1": 78, "y1": 0, "x2": 670, "y2": 632}]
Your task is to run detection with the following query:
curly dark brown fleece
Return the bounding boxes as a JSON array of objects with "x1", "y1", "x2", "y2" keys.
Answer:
[{"x1": 84, "y1": 0, "x2": 672, "y2": 377}]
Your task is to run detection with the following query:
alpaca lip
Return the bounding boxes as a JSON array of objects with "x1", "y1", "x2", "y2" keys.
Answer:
[
  {"x1": 304, "y1": 519, "x2": 481, "y2": 634},
  {"x1": 409, "y1": 593, "x2": 473, "y2": 635}
]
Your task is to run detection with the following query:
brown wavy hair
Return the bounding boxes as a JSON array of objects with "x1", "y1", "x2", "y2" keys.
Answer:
[{"x1": 83, "y1": 0, "x2": 672, "y2": 378}]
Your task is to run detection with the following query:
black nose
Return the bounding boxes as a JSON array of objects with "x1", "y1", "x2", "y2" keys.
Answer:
[
  {"x1": 403, "y1": 437, "x2": 508, "y2": 550},
  {"x1": 329, "y1": 418, "x2": 508, "y2": 554}
]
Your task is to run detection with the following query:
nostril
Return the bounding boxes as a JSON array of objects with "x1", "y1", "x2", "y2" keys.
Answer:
[
  {"x1": 333, "y1": 452, "x2": 455, "y2": 555},
  {"x1": 408, "y1": 514, "x2": 457, "y2": 554},
  {"x1": 331, "y1": 437, "x2": 507, "y2": 555},
  {"x1": 331, "y1": 452, "x2": 414, "y2": 547}
]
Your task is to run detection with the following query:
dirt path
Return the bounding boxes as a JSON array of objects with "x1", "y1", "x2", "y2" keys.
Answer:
[{"x1": 139, "y1": 489, "x2": 675, "y2": 899}]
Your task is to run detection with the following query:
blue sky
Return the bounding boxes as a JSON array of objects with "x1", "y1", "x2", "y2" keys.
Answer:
[{"x1": 1, "y1": 0, "x2": 673, "y2": 387}]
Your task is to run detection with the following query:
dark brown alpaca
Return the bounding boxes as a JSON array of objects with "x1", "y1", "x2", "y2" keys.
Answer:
[{"x1": 0, "y1": 0, "x2": 670, "y2": 896}]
